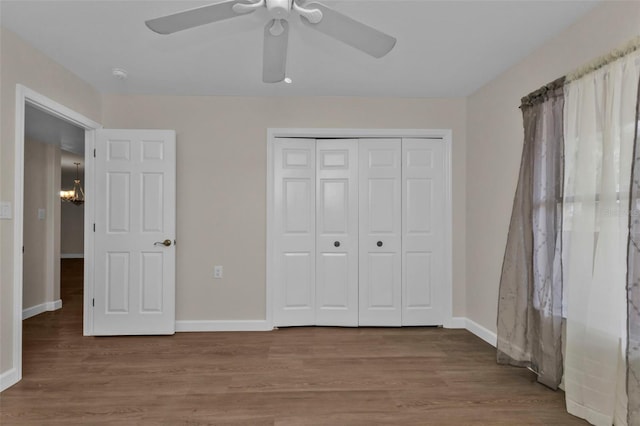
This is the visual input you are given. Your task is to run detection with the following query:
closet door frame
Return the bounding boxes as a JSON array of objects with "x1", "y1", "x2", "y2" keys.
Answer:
[{"x1": 266, "y1": 128, "x2": 454, "y2": 329}]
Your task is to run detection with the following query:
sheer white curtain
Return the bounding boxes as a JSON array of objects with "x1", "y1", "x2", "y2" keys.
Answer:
[{"x1": 563, "y1": 50, "x2": 640, "y2": 426}]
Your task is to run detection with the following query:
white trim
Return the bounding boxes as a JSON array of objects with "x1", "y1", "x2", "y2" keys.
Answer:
[
  {"x1": 266, "y1": 128, "x2": 454, "y2": 329},
  {"x1": 175, "y1": 320, "x2": 273, "y2": 332},
  {"x1": 265, "y1": 134, "x2": 275, "y2": 329},
  {"x1": 444, "y1": 316, "x2": 467, "y2": 329},
  {"x1": 83, "y1": 129, "x2": 97, "y2": 337},
  {"x1": 464, "y1": 318, "x2": 498, "y2": 347},
  {"x1": 0, "y1": 368, "x2": 19, "y2": 393},
  {"x1": 61, "y1": 253, "x2": 84, "y2": 259},
  {"x1": 22, "y1": 299, "x2": 63, "y2": 320},
  {"x1": 11, "y1": 84, "x2": 102, "y2": 390},
  {"x1": 439, "y1": 130, "x2": 454, "y2": 329},
  {"x1": 11, "y1": 85, "x2": 26, "y2": 393},
  {"x1": 267, "y1": 128, "x2": 452, "y2": 139}
]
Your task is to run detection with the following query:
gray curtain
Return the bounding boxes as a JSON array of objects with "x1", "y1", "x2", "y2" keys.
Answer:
[
  {"x1": 496, "y1": 78, "x2": 565, "y2": 389},
  {"x1": 628, "y1": 74, "x2": 640, "y2": 425}
]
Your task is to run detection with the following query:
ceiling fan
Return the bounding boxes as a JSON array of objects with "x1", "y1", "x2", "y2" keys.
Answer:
[{"x1": 145, "y1": 0, "x2": 397, "y2": 83}]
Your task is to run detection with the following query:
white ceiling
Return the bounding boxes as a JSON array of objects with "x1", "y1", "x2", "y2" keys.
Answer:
[
  {"x1": 25, "y1": 104, "x2": 85, "y2": 157},
  {"x1": 1, "y1": 0, "x2": 598, "y2": 98}
]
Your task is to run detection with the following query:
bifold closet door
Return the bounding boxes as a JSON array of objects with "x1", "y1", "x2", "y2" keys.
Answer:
[
  {"x1": 315, "y1": 140, "x2": 359, "y2": 326},
  {"x1": 402, "y1": 138, "x2": 445, "y2": 325},
  {"x1": 358, "y1": 139, "x2": 402, "y2": 326},
  {"x1": 273, "y1": 138, "x2": 316, "y2": 326}
]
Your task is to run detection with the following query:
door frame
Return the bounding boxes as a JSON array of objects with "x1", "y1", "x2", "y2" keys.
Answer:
[
  {"x1": 10, "y1": 84, "x2": 101, "y2": 389},
  {"x1": 266, "y1": 128, "x2": 454, "y2": 328}
]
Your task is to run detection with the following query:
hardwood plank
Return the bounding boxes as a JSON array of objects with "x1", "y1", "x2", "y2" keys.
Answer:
[{"x1": 0, "y1": 259, "x2": 586, "y2": 425}]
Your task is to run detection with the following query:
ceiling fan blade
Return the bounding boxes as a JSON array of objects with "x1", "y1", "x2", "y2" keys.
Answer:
[
  {"x1": 263, "y1": 20, "x2": 289, "y2": 83},
  {"x1": 146, "y1": 0, "x2": 251, "y2": 35},
  {"x1": 300, "y1": 3, "x2": 396, "y2": 58}
]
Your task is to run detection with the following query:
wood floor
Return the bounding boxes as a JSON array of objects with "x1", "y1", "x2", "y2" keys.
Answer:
[{"x1": 1, "y1": 259, "x2": 585, "y2": 425}]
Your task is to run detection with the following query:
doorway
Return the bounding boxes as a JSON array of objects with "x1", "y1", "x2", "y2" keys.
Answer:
[
  {"x1": 10, "y1": 85, "x2": 101, "y2": 389},
  {"x1": 266, "y1": 128, "x2": 455, "y2": 329},
  {"x1": 22, "y1": 104, "x2": 86, "y2": 321}
]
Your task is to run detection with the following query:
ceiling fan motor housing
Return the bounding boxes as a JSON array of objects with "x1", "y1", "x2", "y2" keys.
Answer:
[{"x1": 266, "y1": 0, "x2": 291, "y2": 19}]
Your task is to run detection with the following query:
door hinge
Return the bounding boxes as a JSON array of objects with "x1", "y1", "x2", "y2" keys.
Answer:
[
  {"x1": 93, "y1": 223, "x2": 96, "y2": 232},
  {"x1": 22, "y1": 246, "x2": 25, "y2": 254},
  {"x1": 93, "y1": 149, "x2": 96, "y2": 158},
  {"x1": 92, "y1": 298, "x2": 95, "y2": 307}
]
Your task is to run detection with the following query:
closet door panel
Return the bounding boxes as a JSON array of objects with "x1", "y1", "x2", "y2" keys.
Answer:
[
  {"x1": 316, "y1": 140, "x2": 359, "y2": 326},
  {"x1": 402, "y1": 138, "x2": 445, "y2": 325},
  {"x1": 274, "y1": 139, "x2": 316, "y2": 326},
  {"x1": 359, "y1": 139, "x2": 402, "y2": 326}
]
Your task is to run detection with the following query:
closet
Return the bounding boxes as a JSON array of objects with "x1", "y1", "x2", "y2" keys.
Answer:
[{"x1": 272, "y1": 137, "x2": 446, "y2": 327}]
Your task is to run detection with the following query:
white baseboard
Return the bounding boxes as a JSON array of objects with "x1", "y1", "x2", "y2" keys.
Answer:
[
  {"x1": 444, "y1": 316, "x2": 467, "y2": 329},
  {"x1": 174, "y1": 316, "x2": 497, "y2": 348},
  {"x1": 464, "y1": 318, "x2": 497, "y2": 347},
  {"x1": 61, "y1": 253, "x2": 83, "y2": 259},
  {"x1": 22, "y1": 299, "x2": 63, "y2": 320},
  {"x1": 174, "y1": 317, "x2": 497, "y2": 347},
  {"x1": 0, "y1": 368, "x2": 19, "y2": 393},
  {"x1": 175, "y1": 320, "x2": 273, "y2": 332}
]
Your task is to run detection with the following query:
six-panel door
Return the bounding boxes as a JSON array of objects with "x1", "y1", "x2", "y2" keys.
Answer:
[
  {"x1": 358, "y1": 139, "x2": 403, "y2": 326},
  {"x1": 273, "y1": 138, "x2": 317, "y2": 326},
  {"x1": 93, "y1": 129, "x2": 176, "y2": 335},
  {"x1": 402, "y1": 138, "x2": 445, "y2": 325},
  {"x1": 316, "y1": 140, "x2": 359, "y2": 326}
]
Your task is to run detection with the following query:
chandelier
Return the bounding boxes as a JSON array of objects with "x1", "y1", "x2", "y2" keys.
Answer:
[{"x1": 60, "y1": 162, "x2": 84, "y2": 205}]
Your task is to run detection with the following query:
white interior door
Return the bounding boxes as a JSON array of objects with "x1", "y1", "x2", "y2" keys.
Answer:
[
  {"x1": 273, "y1": 138, "x2": 316, "y2": 326},
  {"x1": 358, "y1": 139, "x2": 402, "y2": 326},
  {"x1": 315, "y1": 140, "x2": 358, "y2": 326},
  {"x1": 93, "y1": 129, "x2": 176, "y2": 335},
  {"x1": 402, "y1": 138, "x2": 445, "y2": 325}
]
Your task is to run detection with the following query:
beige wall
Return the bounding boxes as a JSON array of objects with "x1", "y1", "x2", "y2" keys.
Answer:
[
  {"x1": 60, "y1": 168, "x2": 84, "y2": 256},
  {"x1": 0, "y1": 27, "x2": 101, "y2": 374},
  {"x1": 23, "y1": 139, "x2": 61, "y2": 310},
  {"x1": 466, "y1": 1, "x2": 640, "y2": 333},
  {"x1": 101, "y1": 95, "x2": 468, "y2": 322}
]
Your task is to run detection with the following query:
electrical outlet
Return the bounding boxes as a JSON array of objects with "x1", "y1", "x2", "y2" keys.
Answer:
[{"x1": 214, "y1": 265, "x2": 223, "y2": 279}]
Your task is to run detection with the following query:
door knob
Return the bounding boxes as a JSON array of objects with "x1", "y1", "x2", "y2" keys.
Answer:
[
  {"x1": 154, "y1": 239, "x2": 172, "y2": 247},
  {"x1": 334, "y1": 241, "x2": 340, "y2": 247},
  {"x1": 377, "y1": 241, "x2": 383, "y2": 247}
]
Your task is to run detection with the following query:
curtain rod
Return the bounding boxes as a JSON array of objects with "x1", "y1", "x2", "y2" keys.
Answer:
[
  {"x1": 521, "y1": 36, "x2": 640, "y2": 107},
  {"x1": 566, "y1": 36, "x2": 640, "y2": 83}
]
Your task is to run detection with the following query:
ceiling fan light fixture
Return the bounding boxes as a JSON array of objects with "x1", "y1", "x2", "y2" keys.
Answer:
[
  {"x1": 112, "y1": 68, "x2": 128, "y2": 80},
  {"x1": 292, "y1": 1, "x2": 322, "y2": 24},
  {"x1": 146, "y1": 0, "x2": 396, "y2": 83},
  {"x1": 232, "y1": 0, "x2": 264, "y2": 15},
  {"x1": 266, "y1": 0, "x2": 291, "y2": 18},
  {"x1": 269, "y1": 19, "x2": 286, "y2": 36}
]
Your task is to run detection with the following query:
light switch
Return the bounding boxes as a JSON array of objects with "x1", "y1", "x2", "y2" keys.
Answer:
[
  {"x1": 38, "y1": 208, "x2": 46, "y2": 220},
  {"x1": 0, "y1": 201, "x2": 12, "y2": 219},
  {"x1": 214, "y1": 265, "x2": 223, "y2": 279}
]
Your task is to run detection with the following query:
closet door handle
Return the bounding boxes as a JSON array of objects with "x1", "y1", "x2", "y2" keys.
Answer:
[
  {"x1": 377, "y1": 241, "x2": 383, "y2": 247},
  {"x1": 334, "y1": 241, "x2": 341, "y2": 247}
]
